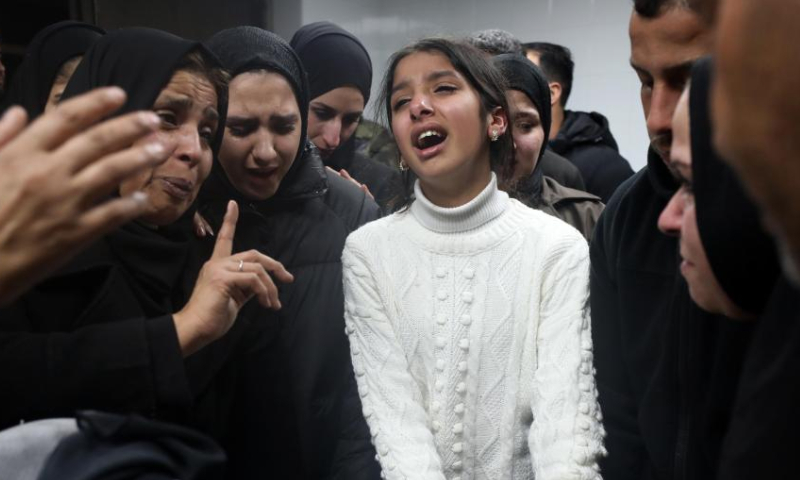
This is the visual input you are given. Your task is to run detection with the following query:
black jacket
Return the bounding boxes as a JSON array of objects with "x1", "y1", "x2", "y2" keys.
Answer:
[
  {"x1": 0, "y1": 234, "x2": 200, "y2": 430},
  {"x1": 327, "y1": 135, "x2": 404, "y2": 214},
  {"x1": 717, "y1": 276, "x2": 800, "y2": 480},
  {"x1": 591, "y1": 150, "x2": 754, "y2": 480},
  {"x1": 550, "y1": 110, "x2": 634, "y2": 203},
  {"x1": 538, "y1": 148, "x2": 587, "y2": 191},
  {"x1": 590, "y1": 149, "x2": 677, "y2": 479},
  {"x1": 199, "y1": 147, "x2": 381, "y2": 480}
]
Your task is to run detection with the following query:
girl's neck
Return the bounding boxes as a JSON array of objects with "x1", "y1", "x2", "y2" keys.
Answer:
[{"x1": 417, "y1": 159, "x2": 493, "y2": 208}]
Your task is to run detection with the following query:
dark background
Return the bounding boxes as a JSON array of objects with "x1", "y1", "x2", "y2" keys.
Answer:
[{"x1": 1, "y1": 0, "x2": 301, "y2": 84}]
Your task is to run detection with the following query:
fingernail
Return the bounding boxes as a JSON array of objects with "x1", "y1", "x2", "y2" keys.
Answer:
[
  {"x1": 144, "y1": 141, "x2": 165, "y2": 157},
  {"x1": 105, "y1": 87, "x2": 126, "y2": 102},
  {"x1": 131, "y1": 191, "x2": 148, "y2": 204},
  {"x1": 139, "y1": 111, "x2": 160, "y2": 128}
]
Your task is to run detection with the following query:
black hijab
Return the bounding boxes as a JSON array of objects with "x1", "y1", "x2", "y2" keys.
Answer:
[
  {"x1": 0, "y1": 21, "x2": 104, "y2": 118},
  {"x1": 205, "y1": 26, "x2": 319, "y2": 203},
  {"x1": 289, "y1": 21, "x2": 372, "y2": 104},
  {"x1": 493, "y1": 53, "x2": 551, "y2": 200},
  {"x1": 60, "y1": 27, "x2": 227, "y2": 315},
  {"x1": 690, "y1": 57, "x2": 780, "y2": 315},
  {"x1": 289, "y1": 22, "x2": 372, "y2": 173}
]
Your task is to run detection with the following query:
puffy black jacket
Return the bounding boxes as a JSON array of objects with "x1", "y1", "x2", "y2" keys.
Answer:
[
  {"x1": 198, "y1": 146, "x2": 381, "y2": 479},
  {"x1": 550, "y1": 110, "x2": 634, "y2": 203},
  {"x1": 327, "y1": 134, "x2": 404, "y2": 214}
]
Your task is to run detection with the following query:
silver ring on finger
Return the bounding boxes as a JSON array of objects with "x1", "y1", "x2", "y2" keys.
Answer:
[{"x1": 238, "y1": 259, "x2": 244, "y2": 272}]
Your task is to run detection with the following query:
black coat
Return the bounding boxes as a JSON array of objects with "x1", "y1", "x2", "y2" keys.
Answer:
[
  {"x1": 717, "y1": 277, "x2": 800, "y2": 480},
  {"x1": 0, "y1": 235, "x2": 201, "y2": 430},
  {"x1": 538, "y1": 148, "x2": 587, "y2": 191},
  {"x1": 550, "y1": 110, "x2": 634, "y2": 203},
  {"x1": 198, "y1": 147, "x2": 381, "y2": 479},
  {"x1": 590, "y1": 149, "x2": 678, "y2": 479},
  {"x1": 590, "y1": 149, "x2": 755, "y2": 480},
  {"x1": 327, "y1": 135, "x2": 404, "y2": 214}
]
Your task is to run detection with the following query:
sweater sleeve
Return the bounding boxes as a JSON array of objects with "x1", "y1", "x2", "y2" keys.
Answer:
[
  {"x1": 528, "y1": 237, "x2": 606, "y2": 479},
  {"x1": 342, "y1": 239, "x2": 446, "y2": 480}
]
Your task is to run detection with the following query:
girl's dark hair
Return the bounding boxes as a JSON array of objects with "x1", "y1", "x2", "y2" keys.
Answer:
[{"x1": 377, "y1": 37, "x2": 514, "y2": 206}]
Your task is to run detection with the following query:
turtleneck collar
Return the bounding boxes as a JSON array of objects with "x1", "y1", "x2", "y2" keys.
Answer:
[{"x1": 410, "y1": 173, "x2": 509, "y2": 234}]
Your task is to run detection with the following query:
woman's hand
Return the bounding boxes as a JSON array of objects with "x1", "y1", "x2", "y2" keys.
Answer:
[
  {"x1": 326, "y1": 166, "x2": 374, "y2": 200},
  {"x1": 193, "y1": 211, "x2": 214, "y2": 238},
  {"x1": 174, "y1": 200, "x2": 294, "y2": 356}
]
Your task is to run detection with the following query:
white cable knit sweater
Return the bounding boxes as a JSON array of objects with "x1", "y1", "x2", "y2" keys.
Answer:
[{"x1": 342, "y1": 175, "x2": 605, "y2": 480}]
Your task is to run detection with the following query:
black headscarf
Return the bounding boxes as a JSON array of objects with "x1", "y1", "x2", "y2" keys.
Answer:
[
  {"x1": 289, "y1": 21, "x2": 372, "y2": 103},
  {"x1": 0, "y1": 21, "x2": 104, "y2": 118},
  {"x1": 60, "y1": 27, "x2": 227, "y2": 314},
  {"x1": 206, "y1": 26, "x2": 319, "y2": 202},
  {"x1": 493, "y1": 53, "x2": 552, "y2": 200},
  {"x1": 493, "y1": 53, "x2": 551, "y2": 158},
  {"x1": 690, "y1": 57, "x2": 780, "y2": 315}
]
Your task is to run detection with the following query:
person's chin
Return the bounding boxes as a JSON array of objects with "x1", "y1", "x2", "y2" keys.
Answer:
[{"x1": 244, "y1": 179, "x2": 278, "y2": 202}]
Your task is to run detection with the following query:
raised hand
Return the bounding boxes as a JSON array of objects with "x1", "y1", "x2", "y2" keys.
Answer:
[
  {"x1": 173, "y1": 200, "x2": 294, "y2": 356},
  {"x1": 0, "y1": 87, "x2": 172, "y2": 305}
]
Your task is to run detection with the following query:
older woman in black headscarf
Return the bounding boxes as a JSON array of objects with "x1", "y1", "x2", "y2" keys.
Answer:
[
  {"x1": 290, "y1": 21, "x2": 403, "y2": 213},
  {"x1": 493, "y1": 53, "x2": 603, "y2": 241},
  {"x1": 0, "y1": 21, "x2": 104, "y2": 117},
  {"x1": 201, "y1": 26, "x2": 380, "y2": 479},
  {"x1": 0, "y1": 27, "x2": 288, "y2": 433},
  {"x1": 630, "y1": 57, "x2": 781, "y2": 480}
]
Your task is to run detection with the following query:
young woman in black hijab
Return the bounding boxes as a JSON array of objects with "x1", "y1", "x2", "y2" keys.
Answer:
[
  {"x1": 202, "y1": 26, "x2": 380, "y2": 479},
  {"x1": 291, "y1": 21, "x2": 403, "y2": 213},
  {"x1": 0, "y1": 27, "x2": 289, "y2": 433},
  {"x1": 633, "y1": 57, "x2": 780, "y2": 480},
  {"x1": 493, "y1": 53, "x2": 603, "y2": 241},
  {"x1": 0, "y1": 21, "x2": 104, "y2": 117}
]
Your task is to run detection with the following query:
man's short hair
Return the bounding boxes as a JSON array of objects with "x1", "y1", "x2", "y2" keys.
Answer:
[
  {"x1": 466, "y1": 29, "x2": 523, "y2": 56},
  {"x1": 523, "y1": 42, "x2": 574, "y2": 107},
  {"x1": 633, "y1": 0, "x2": 691, "y2": 18}
]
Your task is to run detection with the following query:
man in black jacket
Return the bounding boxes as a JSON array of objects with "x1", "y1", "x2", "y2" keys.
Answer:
[
  {"x1": 590, "y1": 1, "x2": 713, "y2": 479},
  {"x1": 524, "y1": 42, "x2": 634, "y2": 202}
]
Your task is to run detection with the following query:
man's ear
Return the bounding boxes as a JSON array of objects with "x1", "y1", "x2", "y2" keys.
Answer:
[{"x1": 549, "y1": 82, "x2": 562, "y2": 107}]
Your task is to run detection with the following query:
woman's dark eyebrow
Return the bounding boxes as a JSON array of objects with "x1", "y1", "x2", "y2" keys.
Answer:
[
  {"x1": 310, "y1": 102, "x2": 336, "y2": 113},
  {"x1": 513, "y1": 110, "x2": 539, "y2": 121},
  {"x1": 270, "y1": 113, "x2": 299, "y2": 123},
  {"x1": 154, "y1": 94, "x2": 218, "y2": 126},
  {"x1": 153, "y1": 93, "x2": 192, "y2": 111}
]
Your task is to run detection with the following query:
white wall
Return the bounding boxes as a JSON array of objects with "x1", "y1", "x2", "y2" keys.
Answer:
[{"x1": 283, "y1": 0, "x2": 650, "y2": 171}]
